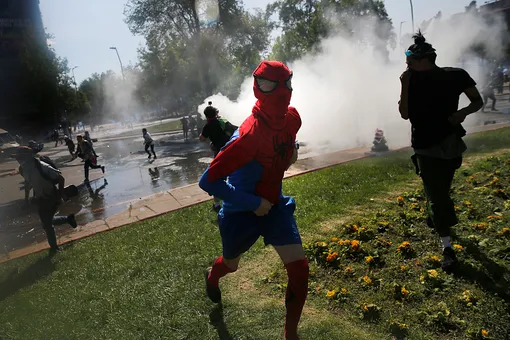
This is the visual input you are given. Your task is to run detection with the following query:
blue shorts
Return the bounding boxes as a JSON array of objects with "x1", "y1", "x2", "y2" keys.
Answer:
[{"x1": 218, "y1": 196, "x2": 302, "y2": 259}]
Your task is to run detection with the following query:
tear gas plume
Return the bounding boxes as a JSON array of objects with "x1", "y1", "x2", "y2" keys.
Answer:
[{"x1": 198, "y1": 11, "x2": 507, "y2": 154}]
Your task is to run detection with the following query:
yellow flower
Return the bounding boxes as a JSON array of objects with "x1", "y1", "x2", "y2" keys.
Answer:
[
  {"x1": 363, "y1": 276, "x2": 372, "y2": 284},
  {"x1": 495, "y1": 170, "x2": 501, "y2": 175},
  {"x1": 362, "y1": 303, "x2": 368, "y2": 311},
  {"x1": 501, "y1": 227, "x2": 510, "y2": 236},
  {"x1": 427, "y1": 269, "x2": 438, "y2": 278},
  {"x1": 453, "y1": 244, "x2": 463, "y2": 251},
  {"x1": 431, "y1": 255, "x2": 440, "y2": 263},
  {"x1": 400, "y1": 265, "x2": 407, "y2": 271},
  {"x1": 419, "y1": 275, "x2": 425, "y2": 282},
  {"x1": 397, "y1": 196, "x2": 404, "y2": 202},
  {"x1": 338, "y1": 239, "x2": 351, "y2": 246},
  {"x1": 488, "y1": 215, "x2": 502, "y2": 220},
  {"x1": 316, "y1": 242, "x2": 328, "y2": 247},
  {"x1": 326, "y1": 290, "x2": 336, "y2": 298},
  {"x1": 326, "y1": 252, "x2": 339, "y2": 262},
  {"x1": 473, "y1": 222, "x2": 488, "y2": 230},
  {"x1": 344, "y1": 267, "x2": 353, "y2": 274},
  {"x1": 489, "y1": 177, "x2": 500, "y2": 185},
  {"x1": 352, "y1": 224, "x2": 359, "y2": 232},
  {"x1": 464, "y1": 200, "x2": 472, "y2": 206},
  {"x1": 481, "y1": 329, "x2": 489, "y2": 337},
  {"x1": 341, "y1": 288, "x2": 348, "y2": 294},
  {"x1": 331, "y1": 237, "x2": 339, "y2": 242},
  {"x1": 401, "y1": 287, "x2": 409, "y2": 298},
  {"x1": 454, "y1": 205, "x2": 460, "y2": 211},
  {"x1": 365, "y1": 256, "x2": 374, "y2": 264},
  {"x1": 469, "y1": 175, "x2": 474, "y2": 180},
  {"x1": 351, "y1": 240, "x2": 360, "y2": 252},
  {"x1": 397, "y1": 241, "x2": 412, "y2": 252}
]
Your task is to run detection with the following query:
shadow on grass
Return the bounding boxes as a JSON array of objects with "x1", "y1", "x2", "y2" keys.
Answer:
[
  {"x1": 453, "y1": 236, "x2": 510, "y2": 304},
  {"x1": 0, "y1": 255, "x2": 55, "y2": 303},
  {"x1": 209, "y1": 304, "x2": 235, "y2": 340}
]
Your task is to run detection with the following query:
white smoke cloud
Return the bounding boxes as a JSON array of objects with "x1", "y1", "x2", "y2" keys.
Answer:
[{"x1": 198, "y1": 10, "x2": 507, "y2": 153}]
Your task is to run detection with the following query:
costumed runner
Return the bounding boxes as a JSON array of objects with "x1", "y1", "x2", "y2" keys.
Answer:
[{"x1": 199, "y1": 60, "x2": 308, "y2": 340}]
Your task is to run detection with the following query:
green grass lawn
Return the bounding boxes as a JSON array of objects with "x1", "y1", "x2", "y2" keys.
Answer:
[
  {"x1": 112, "y1": 120, "x2": 183, "y2": 139},
  {"x1": 1, "y1": 128, "x2": 510, "y2": 340}
]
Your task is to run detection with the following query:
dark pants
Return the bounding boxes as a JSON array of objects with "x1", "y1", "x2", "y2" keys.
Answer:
[
  {"x1": 414, "y1": 154, "x2": 462, "y2": 237},
  {"x1": 38, "y1": 194, "x2": 68, "y2": 249},
  {"x1": 84, "y1": 159, "x2": 102, "y2": 180},
  {"x1": 183, "y1": 126, "x2": 188, "y2": 139},
  {"x1": 145, "y1": 143, "x2": 156, "y2": 157},
  {"x1": 482, "y1": 93, "x2": 496, "y2": 111}
]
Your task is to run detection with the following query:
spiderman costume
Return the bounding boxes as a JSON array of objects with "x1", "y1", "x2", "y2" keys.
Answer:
[{"x1": 199, "y1": 61, "x2": 309, "y2": 340}]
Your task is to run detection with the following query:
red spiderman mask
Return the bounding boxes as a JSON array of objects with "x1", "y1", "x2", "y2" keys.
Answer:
[{"x1": 253, "y1": 61, "x2": 293, "y2": 130}]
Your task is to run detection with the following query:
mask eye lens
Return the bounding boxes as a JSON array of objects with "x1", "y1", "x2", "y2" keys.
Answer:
[
  {"x1": 405, "y1": 50, "x2": 413, "y2": 57},
  {"x1": 286, "y1": 77, "x2": 293, "y2": 91},
  {"x1": 256, "y1": 78, "x2": 278, "y2": 93}
]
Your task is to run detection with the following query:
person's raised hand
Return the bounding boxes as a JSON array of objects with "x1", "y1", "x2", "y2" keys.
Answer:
[{"x1": 254, "y1": 198, "x2": 273, "y2": 216}]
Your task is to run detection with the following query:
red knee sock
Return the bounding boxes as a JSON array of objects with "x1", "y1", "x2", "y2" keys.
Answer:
[
  {"x1": 208, "y1": 256, "x2": 236, "y2": 288},
  {"x1": 284, "y1": 258, "x2": 309, "y2": 340}
]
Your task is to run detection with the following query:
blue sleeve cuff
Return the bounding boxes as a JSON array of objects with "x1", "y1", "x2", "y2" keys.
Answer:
[{"x1": 199, "y1": 168, "x2": 261, "y2": 211}]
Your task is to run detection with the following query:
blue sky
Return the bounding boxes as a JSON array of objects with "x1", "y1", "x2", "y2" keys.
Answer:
[{"x1": 39, "y1": 0, "x2": 473, "y2": 84}]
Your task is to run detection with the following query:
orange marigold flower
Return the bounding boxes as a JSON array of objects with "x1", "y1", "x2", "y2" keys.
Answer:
[
  {"x1": 489, "y1": 177, "x2": 500, "y2": 185},
  {"x1": 488, "y1": 215, "x2": 502, "y2": 220},
  {"x1": 481, "y1": 329, "x2": 489, "y2": 337},
  {"x1": 344, "y1": 267, "x2": 353, "y2": 274},
  {"x1": 362, "y1": 303, "x2": 368, "y2": 311},
  {"x1": 331, "y1": 237, "x2": 339, "y2": 242},
  {"x1": 401, "y1": 287, "x2": 409, "y2": 297},
  {"x1": 453, "y1": 244, "x2": 463, "y2": 251},
  {"x1": 473, "y1": 222, "x2": 488, "y2": 230},
  {"x1": 363, "y1": 276, "x2": 372, "y2": 284},
  {"x1": 431, "y1": 255, "x2": 440, "y2": 263},
  {"x1": 352, "y1": 224, "x2": 359, "y2": 232},
  {"x1": 326, "y1": 252, "x2": 338, "y2": 262},
  {"x1": 427, "y1": 269, "x2": 438, "y2": 278},
  {"x1": 326, "y1": 290, "x2": 336, "y2": 298},
  {"x1": 397, "y1": 241, "x2": 412, "y2": 252},
  {"x1": 351, "y1": 240, "x2": 360, "y2": 252},
  {"x1": 397, "y1": 196, "x2": 404, "y2": 202},
  {"x1": 365, "y1": 256, "x2": 374, "y2": 264}
]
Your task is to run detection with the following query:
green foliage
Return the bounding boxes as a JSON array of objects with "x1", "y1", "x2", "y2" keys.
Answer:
[
  {"x1": 18, "y1": 28, "x2": 90, "y2": 127},
  {"x1": 269, "y1": 0, "x2": 395, "y2": 62}
]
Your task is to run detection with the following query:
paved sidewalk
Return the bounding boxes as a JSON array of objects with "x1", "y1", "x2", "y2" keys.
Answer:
[{"x1": 2, "y1": 122, "x2": 510, "y2": 264}]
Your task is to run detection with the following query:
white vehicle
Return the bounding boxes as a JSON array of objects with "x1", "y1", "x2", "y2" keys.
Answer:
[{"x1": 0, "y1": 128, "x2": 20, "y2": 157}]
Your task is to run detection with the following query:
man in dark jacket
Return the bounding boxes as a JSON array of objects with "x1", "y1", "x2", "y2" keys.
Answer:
[{"x1": 399, "y1": 31, "x2": 483, "y2": 272}]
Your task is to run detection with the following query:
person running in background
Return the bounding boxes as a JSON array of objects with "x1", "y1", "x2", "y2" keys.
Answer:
[
  {"x1": 84, "y1": 131, "x2": 98, "y2": 158},
  {"x1": 181, "y1": 116, "x2": 189, "y2": 140},
  {"x1": 481, "y1": 78, "x2": 497, "y2": 112},
  {"x1": 76, "y1": 134, "x2": 105, "y2": 183},
  {"x1": 64, "y1": 136, "x2": 76, "y2": 161},
  {"x1": 142, "y1": 128, "x2": 157, "y2": 159},
  {"x1": 399, "y1": 31, "x2": 483, "y2": 272},
  {"x1": 199, "y1": 103, "x2": 237, "y2": 212},
  {"x1": 14, "y1": 146, "x2": 78, "y2": 255},
  {"x1": 188, "y1": 114, "x2": 197, "y2": 138}
]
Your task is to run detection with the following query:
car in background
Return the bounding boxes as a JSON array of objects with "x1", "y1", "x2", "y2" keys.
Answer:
[{"x1": 0, "y1": 128, "x2": 20, "y2": 159}]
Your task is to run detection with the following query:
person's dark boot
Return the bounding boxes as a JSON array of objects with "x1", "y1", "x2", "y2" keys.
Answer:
[
  {"x1": 67, "y1": 214, "x2": 78, "y2": 228},
  {"x1": 441, "y1": 247, "x2": 457, "y2": 272},
  {"x1": 204, "y1": 267, "x2": 222, "y2": 303}
]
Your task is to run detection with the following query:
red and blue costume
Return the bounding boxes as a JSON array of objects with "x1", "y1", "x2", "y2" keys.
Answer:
[{"x1": 199, "y1": 61, "x2": 309, "y2": 340}]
